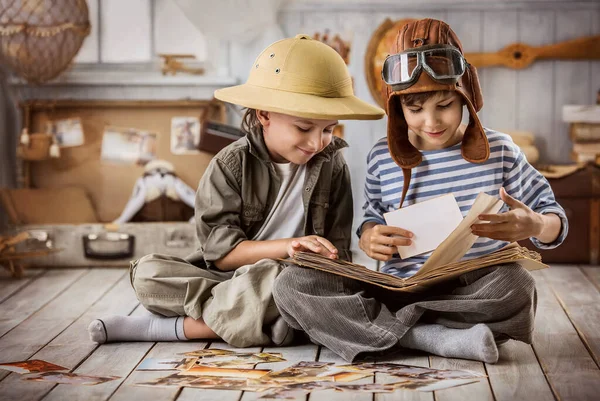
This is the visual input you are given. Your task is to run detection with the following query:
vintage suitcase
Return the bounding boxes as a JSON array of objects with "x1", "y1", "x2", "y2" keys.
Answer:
[
  {"x1": 0, "y1": 99, "x2": 224, "y2": 271},
  {"x1": 2, "y1": 222, "x2": 197, "y2": 267},
  {"x1": 0, "y1": 185, "x2": 199, "y2": 268},
  {"x1": 519, "y1": 163, "x2": 598, "y2": 264}
]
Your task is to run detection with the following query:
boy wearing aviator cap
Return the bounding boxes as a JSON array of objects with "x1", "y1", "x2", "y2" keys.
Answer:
[{"x1": 274, "y1": 19, "x2": 568, "y2": 363}]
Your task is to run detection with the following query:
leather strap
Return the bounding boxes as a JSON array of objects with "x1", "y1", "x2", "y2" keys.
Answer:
[{"x1": 400, "y1": 168, "x2": 411, "y2": 209}]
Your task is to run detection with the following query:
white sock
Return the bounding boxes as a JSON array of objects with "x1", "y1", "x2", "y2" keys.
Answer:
[
  {"x1": 398, "y1": 323, "x2": 499, "y2": 363},
  {"x1": 270, "y1": 316, "x2": 294, "y2": 346},
  {"x1": 88, "y1": 314, "x2": 187, "y2": 343}
]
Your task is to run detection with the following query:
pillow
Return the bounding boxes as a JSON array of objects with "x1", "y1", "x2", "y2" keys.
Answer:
[{"x1": 0, "y1": 187, "x2": 99, "y2": 224}]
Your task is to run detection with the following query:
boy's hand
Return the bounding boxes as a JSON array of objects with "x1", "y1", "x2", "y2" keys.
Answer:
[
  {"x1": 359, "y1": 224, "x2": 413, "y2": 261},
  {"x1": 471, "y1": 187, "x2": 544, "y2": 242},
  {"x1": 287, "y1": 235, "x2": 339, "y2": 259}
]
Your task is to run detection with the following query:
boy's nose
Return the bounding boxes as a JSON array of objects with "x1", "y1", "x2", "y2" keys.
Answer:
[
  {"x1": 425, "y1": 112, "x2": 441, "y2": 127},
  {"x1": 305, "y1": 132, "x2": 322, "y2": 151}
]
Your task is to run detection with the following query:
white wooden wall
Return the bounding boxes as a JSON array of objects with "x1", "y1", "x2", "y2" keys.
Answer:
[
  {"x1": 12, "y1": 0, "x2": 600, "y2": 249},
  {"x1": 275, "y1": 1, "x2": 600, "y2": 246}
]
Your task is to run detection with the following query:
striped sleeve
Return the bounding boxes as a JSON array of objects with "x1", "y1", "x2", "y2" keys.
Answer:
[
  {"x1": 357, "y1": 141, "x2": 388, "y2": 238},
  {"x1": 503, "y1": 144, "x2": 569, "y2": 249}
]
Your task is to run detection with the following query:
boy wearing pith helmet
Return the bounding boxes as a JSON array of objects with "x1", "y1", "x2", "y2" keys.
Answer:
[
  {"x1": 274, "y1": 19, "x2": 568, "y2": 363},
  {"x1": 88, "y1": 35, "x2": 384, "y2": 347}
]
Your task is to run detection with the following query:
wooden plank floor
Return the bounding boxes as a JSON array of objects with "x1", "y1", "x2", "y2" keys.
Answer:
[{"x1": 0, "y1": 265, "x2": 599, "y2": 401}]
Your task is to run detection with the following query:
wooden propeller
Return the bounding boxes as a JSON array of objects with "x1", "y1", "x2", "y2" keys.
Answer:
[{"x1": 465, "y1": 35, "x2": 600, "y2": 69}]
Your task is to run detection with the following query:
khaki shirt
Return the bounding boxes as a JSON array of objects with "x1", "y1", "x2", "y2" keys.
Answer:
[{"x1": 186, "y1": 130, "x2": 353, "y2": 268}]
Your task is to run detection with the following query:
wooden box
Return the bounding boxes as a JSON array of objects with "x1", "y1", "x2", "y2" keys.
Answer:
[{"x1": 519, "y1": 163, "x2": 599, "y2": 264}]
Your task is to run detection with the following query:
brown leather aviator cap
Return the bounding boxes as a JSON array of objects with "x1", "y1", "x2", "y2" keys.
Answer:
[{"x1": 383, "y1": 18, "x2": 489, "y2": 171}]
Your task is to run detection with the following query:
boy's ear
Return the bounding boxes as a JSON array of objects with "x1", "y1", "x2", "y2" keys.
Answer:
[{"x1": 256, "y1": 110, "x2": 271, "y2": 127}]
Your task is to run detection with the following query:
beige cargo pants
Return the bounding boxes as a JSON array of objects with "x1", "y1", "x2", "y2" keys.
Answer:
[{"x1": 130, "y1": 254, "x2": 283, "y2": 347}]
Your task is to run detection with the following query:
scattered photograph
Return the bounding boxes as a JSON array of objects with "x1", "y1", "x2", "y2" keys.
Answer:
[
  {"x1": 262, "y1": 361, "x2": 337, "y2": 384},
  {"x1": 180, "y1": 349, "x2": 285, "y2": 369},
  {"x1": 337, "y1": 362, "x2": 485, "y2": 380},
  {"x1": 0, "y1": 359, "x2": 68, "y2": 374},
  {"x1": 331, "y1": 382, "x2": 404, "y2": 393},
  {"x1": 259, "y1": 382, "x2": 329, "y2": 399},
  {"x1": 291, "y1": 361, "x2": 334, "y2": 369},
  {"x1": 326, "y1": 371, "x2": 373, "y2": 382},
  {"x1": 395, "y1": 378, "x2": 480, "y2": 392},
  {"x1": 182, "y1": 349, "x2": 236, "y2": 358},
  {"x1": 184, "y1": 376, "x2": 273, "y2": 392},
  {"x1": 334, "y1": 362, "x2": 484, "y2": 392},
  {"x1": 136, "y1": 357, "x2": 197, "y2": 371},
  {"x1": 190, "y1": 352, "x2": 285, "y2": 368},
  {"x1": 171, "y1": 117, "x2": 201, "y2": 154},
  {"x1": 251, "y1": 353, "x2": 286, "y2": 364},
  {"x1": 101, "y1": 126, "x2": 157, "y2": 165},
  {"x1": 136, "y1": 374, "x2": 273, "y2": 391},
  {"x1": 134, "y1": 373, "x2": 201, "y2": 388},
  {"x1": 46, "y1": 118, "x2": 85, "y2": 147},
  {"x1": 22, "y1": 372, "x2": 120, "y2": 386},
  {"x1": 182, "y1": 365, "x2": 271, "y2": 379},
  {"x1": 259, "y1": 378, "x2": 477, "y2": 395},
  {"x1": 23, "y1": 348, "x2": 483, "y2": 395}
]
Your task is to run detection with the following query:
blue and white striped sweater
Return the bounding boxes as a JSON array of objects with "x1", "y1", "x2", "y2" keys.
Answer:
[{"x1": 360, "y1": 128, "x2": 569, "y2": 278}]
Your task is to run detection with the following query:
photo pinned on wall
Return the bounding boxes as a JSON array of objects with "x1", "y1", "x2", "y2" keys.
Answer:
[
  {"x1": 46, "y1": 118, "x2": 85, "y2": 147},
  {"x1": 171, "y1": 117, "x2": 201, "y2": 154},
  {"x1": 101, "y1": 126, "x2": 158, "y2": 166}
]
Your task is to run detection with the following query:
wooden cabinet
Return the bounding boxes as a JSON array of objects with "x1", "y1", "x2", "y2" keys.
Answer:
[{"x1": 519, "y1": 164, "x2": 599, "y2": 264}]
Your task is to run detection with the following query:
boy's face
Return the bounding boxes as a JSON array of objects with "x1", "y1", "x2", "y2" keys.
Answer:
[
  {"x1": 400, "y1": 91, "x2": 463, "y2": 150},
  {"x1": 257, "y1": 111, "x2": 338, "y2": 165}
]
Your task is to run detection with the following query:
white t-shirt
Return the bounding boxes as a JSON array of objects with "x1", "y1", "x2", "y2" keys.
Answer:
[{"x1": 252, "y1": 162, "x2": 306, "y2": 241}]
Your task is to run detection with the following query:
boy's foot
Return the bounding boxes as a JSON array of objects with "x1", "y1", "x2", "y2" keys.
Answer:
[
  {"x1": 495, "y1": 333, "x2": 511, "y2": 347},
  {"x1": 398, "y1": 323, "x2": 499, "y2": 363},
  {"x1": 88, "y1": 314, "x2": 187, "y2": 343},
  {"x1": 270, "y1": 316, "x2": 295, "y2": 346}
]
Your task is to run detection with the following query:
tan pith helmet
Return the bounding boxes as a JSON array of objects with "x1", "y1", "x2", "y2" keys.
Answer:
[{"x1": 215, "y1": 34, "x2": 385, "y2": 120}]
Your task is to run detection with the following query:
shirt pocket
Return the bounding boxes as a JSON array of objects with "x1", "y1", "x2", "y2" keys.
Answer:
[
  {"x1": 309, "y1": 189, "x2": 330, "y2": 236},
  {"x1": 241, "y1": 203, "x2": 264, "y2": 227}
]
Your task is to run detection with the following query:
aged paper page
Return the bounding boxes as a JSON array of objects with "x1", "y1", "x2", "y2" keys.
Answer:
[
  {"x1": 383, "y1": 194, "x2": 463, "y2": 259},
  {"x1": 415, "y1": 192, "x2": 504, "y2": 277}
]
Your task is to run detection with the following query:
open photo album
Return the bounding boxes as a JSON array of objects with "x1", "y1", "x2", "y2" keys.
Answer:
[{"x1": 287, "y1": 192, "x2": 547, "y2": 293}]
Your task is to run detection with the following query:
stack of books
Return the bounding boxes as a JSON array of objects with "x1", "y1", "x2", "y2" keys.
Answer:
[{"x1": 564, "y1": 103, "x2": 600, "y2": 163}]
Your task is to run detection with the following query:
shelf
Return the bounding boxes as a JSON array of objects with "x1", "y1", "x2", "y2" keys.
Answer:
[{"x1": 9, "y1": 69, "x2": 237, "y2": 87}]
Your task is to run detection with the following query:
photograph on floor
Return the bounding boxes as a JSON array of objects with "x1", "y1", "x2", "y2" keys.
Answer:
[
  {"x1": 0, "y1": 359, "x2": 68, "y2": 375},
  {"x1": 22, "y1": 372, "x2": 121, "y2": 386}
]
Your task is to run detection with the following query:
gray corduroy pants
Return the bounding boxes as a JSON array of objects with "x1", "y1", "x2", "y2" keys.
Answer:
[{"x1": 273, "y1": 262, "x2": 537, "y2": 362}]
